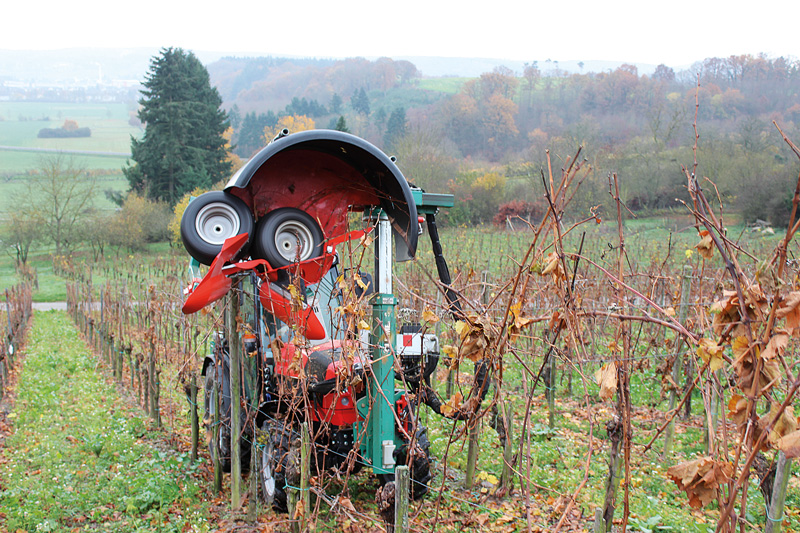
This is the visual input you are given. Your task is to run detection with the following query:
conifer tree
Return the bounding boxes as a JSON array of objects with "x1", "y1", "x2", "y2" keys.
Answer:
[
  {"x1": 125, "y1": 47, "x2": 231, "y2": 206},
  {"x1": 384, "y1": 107, "x2": 407, "y2": 149},
  {"x1": 334, "y1": 116, "x2": 350, "y2": 133}
]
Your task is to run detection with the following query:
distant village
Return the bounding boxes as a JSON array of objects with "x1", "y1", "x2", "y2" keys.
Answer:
[{"x1": 0, "y1": 80, "x2": 140, "y2": 104}]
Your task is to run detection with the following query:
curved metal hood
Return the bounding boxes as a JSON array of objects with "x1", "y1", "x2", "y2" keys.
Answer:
[{"x1": 225, "y1": 129, "x2": 418, "y2": 259}]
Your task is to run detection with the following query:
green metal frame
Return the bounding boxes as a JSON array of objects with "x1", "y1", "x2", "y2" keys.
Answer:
[{"x1": 356, "y1": 191, "x2": 454, "y2": 475}]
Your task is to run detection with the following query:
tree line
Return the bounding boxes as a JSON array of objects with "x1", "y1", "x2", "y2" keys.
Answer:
[
  {"x1": 214, "y1": 53, "x2": 800, "y2": 227},
  {"x1": 7, "y1": 51, "x2": 800, "y2": 267}
]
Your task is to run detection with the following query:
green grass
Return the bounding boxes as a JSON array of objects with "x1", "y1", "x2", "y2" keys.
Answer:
[
  {"x1": 0, "y1": 172, "x2": 128, "y2": 213},
  {"x1": 0, "y1": 252, "x2": 70, "y2": 302},
  {"x1": 0, "y1": 102, "x2": 137, "y2": 213},
  {"x1": 0, "y1": 311, "x2": 212, "y2": 532},
  {"x1": 416, "y1": 77, "x2": 470, "y2": 94},
  {"x1": 0, "y1": 102, "x2": 141, "y2": 173},
  {"x1": 0, "y1": 151, "x2": 131, "y2": 173},
  {"x1": 0, "y1": 102, "x2": 131, "y2": 122},
  {"x1": 0, "y1": 243, "x2": 186, "y2": 303}
]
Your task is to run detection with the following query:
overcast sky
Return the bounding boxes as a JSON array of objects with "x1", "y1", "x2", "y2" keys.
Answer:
[{"x1": 4, "y1": 0, "x2": 796, "y2": 68}]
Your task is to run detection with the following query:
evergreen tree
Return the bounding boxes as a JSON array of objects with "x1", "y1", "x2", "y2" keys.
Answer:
[
  {"x1": 374, "y1": 107, "x2": 388, "y2": 130},
  {"x1": 334, "y1": 116, "x2": 350, "y2": 133},
  {"x1": 124, "y1": 47, "x2": 231, "y2": 206},
  {"x1": 351, "y1": 87, "x2": 370, "y2": 116},
  {"x1": 330, "y1": 93, "x2": 343, "y2": 114},
  {"x1": 236, "y1": 111, "x2": 277, "y2": 157},
  {"x1": 228, "y1": 104, "x2": 242, "y2": 129},
  {"x1": 384, "y1": 107, "x2": 407, "y2": 149}
]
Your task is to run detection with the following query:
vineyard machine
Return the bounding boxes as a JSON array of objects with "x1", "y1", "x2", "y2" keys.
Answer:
[{"x1": 180, "y1": 129, "x2": 486, "y2": 510}]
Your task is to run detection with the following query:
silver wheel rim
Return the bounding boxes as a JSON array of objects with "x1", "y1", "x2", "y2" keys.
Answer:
[
  {"x1": 274, "y1": 220, "x2": 315, "y2": 262},
  {"x1": 262, "y1": 443, "x2": 276, "y2": 503},
  {"x1": 195, "y1": 202, "x2": 241, "y2": 245}
]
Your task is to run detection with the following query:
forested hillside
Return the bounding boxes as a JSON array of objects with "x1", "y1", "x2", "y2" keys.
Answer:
[{"x1": 211, "y1": 54, "x2": 800, "y2": 227}]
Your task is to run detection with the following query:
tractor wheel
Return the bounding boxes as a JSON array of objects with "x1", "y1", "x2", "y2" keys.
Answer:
[
  {"x1": 181, "y1": 191, "x2": 254, "y2": 265},
  {"x1": 379, "y1": 426, "x2": 433, "y2": 500},
  {"x1": 252, "y1": 207, "x2": 324, "y2": 268},
  {"x1": 260, "y1": 418, "x2": 300, "y2": 513},
  {"x1": 203, "y1": 366, "x2": 251, "y2": 473},
  {"x1": 203, "y1": 369, "x2": 231, "y2": 472}
]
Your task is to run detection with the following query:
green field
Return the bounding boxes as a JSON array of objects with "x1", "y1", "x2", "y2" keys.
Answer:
[
  {"x1": 416, "y1": 77, "x2": 470, "y2": 94},
  {"x1": 0, "y1": 101, "x2": 141, "y2": 172},
  {"x1": 0, "y1": 101, "x2": 137, "y2": 213}
]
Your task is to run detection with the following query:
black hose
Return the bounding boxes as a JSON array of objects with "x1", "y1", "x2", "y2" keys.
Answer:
[
  {"x1": 423, "y1": 212, "x2": 493, "y2": 419},
  {"x1": 425, "y1": 213, "x2": 464, "y2": 321}
]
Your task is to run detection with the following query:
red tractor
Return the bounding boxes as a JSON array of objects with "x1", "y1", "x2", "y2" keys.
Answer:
[{"x1": 180, "y1": 129, "x2": 488, "y2": 510}]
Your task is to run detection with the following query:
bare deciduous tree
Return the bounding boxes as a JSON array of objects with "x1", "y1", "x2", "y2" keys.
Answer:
[{"x1": 14, "y1": 154, "x2": 96, "y2": 255}]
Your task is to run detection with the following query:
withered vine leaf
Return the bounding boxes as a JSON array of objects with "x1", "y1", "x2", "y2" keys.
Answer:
[
  {"x1": 453, "y1": 315, "x2": 495, "y2": 363},
  {"x1": 758, "y1": 404, "x2": 798, "y2": 447},
  {"x1": 421, "y1": 307, "x2": 440, "y2": 324},
  {"x1": 731, "y1": 336, "x2": 781, "y2": 392},
  {"x1": 594, "y1": 362, "x2": 617, "y2": 401},
  {"x1": 440, "y1": 392, "x2": 463, "y2": 417},
  {"x1": 696, "y1": 338, "x2": 725, "y2": 372},
  {"x1": 540, "y1": 252, "x2": 567, "y2": 284},
  {"x1": 710, "y1": 292, "x2": 752, "y2": 339},
  {"x1": 778, "y1": 429, "x2": 800, "y2": 458},
  {"x1": 695, "y1": 230, "x2": 714, "y2": 260},
  {"x1": 667, "y1": 456, "x2": 732, "y2": 509},
  {"x1": 727, "y1": 394, "x2": 749, "y2": 429},
  {"x1": 548, "y1": 310, "x2": 566, "y2": 331},
  {"x1": 776, "y1": 291, "x2": 800, "y2": 334},
  {"x1": 761, "y1": 330, "x2": 790, "y2": 360},
  {"x1": 508, "y1": 301, "x2": 534, "y2": 338}
]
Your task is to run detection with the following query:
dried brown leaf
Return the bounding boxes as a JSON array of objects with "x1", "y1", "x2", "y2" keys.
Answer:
[
  {"x1": 421, "y1": 307, "x2": 440, "y2": 324},
  {"x1": 594, "y1": 362, "x2": 617, "y2": 401},
  {"x1": 777, "y1": 429, "x2": 800, "y2": 458},
  {"x1": 540, "y1": 252, "x2": 567, "y2": 284},
  {"x1": 440, "y1": 392, "x2": 463, "y2": 418},
  {"x1": 766, "y1": 404, "x2": 797, "y2": 446},
  {"x1": 762, "y1": 331, "x2": 790, "y2": 360},
  {"x1": 727, "y1": 394, "x2": 749, "y2": 429},
  {"x1": 777, "y1": 291, "x2": 800, "y2": 334},
  {"x1": 695, "y1": 230, "x2": 714, "y2": 260},
  {"x1": 667, "y1": 456, "x2": 732, "y2": 509},
  {"x1": 697, "y1": 338, "x2": 725, "y2": 372}
]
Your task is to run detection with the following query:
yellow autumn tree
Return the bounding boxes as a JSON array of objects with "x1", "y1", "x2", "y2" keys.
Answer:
[
  {"x1": 264, "y1": 115, "x2": 315, "y2": 143},
  {"x1": 223, "y1": 126, "x2": 244, "y2": 172},
  {"x1": 169, "y1": 187, "x2": 211, "y2": 245}
]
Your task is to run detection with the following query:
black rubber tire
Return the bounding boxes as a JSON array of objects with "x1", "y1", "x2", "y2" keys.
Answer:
[
  {"x1": 379, "y1": 426, "x2": 433, "y2": 500},
  {"x1": 252, "y1": 208, "x2": 324, "y2": 268},
  {"x1": 180, "y1": 191, "x2": 254, "y2": 266},
  {"x1": 203, "y1": 367, "x2": 251, "y2": 473},
  {"x1": 260, "y1": 419, "x2": 300, "y2": 513},
  {"x1": 203, "y1": 370, "x2": 231, "y2": 472}
]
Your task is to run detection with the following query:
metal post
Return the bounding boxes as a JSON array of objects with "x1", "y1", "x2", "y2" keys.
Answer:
[
  {"x1": 766, "y1": 452, "x2": 793, "y2": 533},
  {"x1": 368, "y1": 211, "x2": 397, "y2": 476}
]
